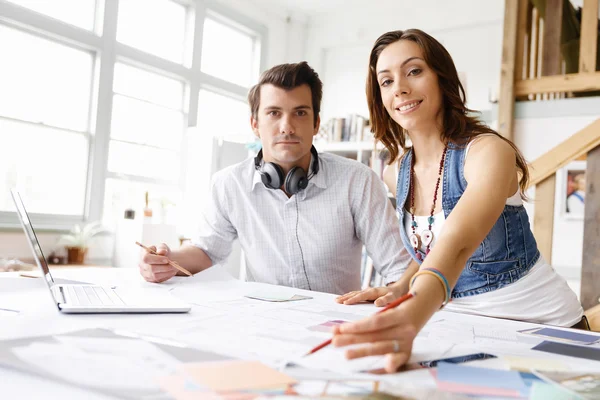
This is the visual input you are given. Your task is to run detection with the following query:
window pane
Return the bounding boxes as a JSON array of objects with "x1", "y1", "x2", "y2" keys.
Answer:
[
  {"x1": 111, "y1": 95, "x2": 183, "y2": 151},
  {"x1": 0, "y1": 25, "x2": 93, "y2": 132},
  {"x1": 117, "y1": 0, "x2": 187, "y2": 63},
  {"x1": 107, "y1": 141, "x2": 179, "y2": 181},
  {"x1": 198, "y1": 89, "x2": 253, "y2": 143},
  {"x1": 201, "y1": 17, "x2": 257, "y2": 87},
  {"x1": 6, "y1": 0, "x2": 96, "y2": 30},
  {"x1": 113, "y1": 63, "x2": 184, "y2": 109},
  {"x1": 0, "y1": 118, "x2": 88, "y2": 215},
  {"x1": 103, "y1": 178, "x2": 180, "y2": 227}
]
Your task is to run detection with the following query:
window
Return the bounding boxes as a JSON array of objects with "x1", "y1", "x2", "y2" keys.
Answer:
[
  {"x1": 117, "y1": 0, "x2": 188, "y2": 63},
  {"x1": 5, "y1": 0, "x2": 97, "y2": 30},
  {"x1": 102, "y1": 178, "x2": 181, "y2": 227},
  {"x1": 104, "y1": 63, "x2": 185, "y2": 226},
  {"x1": 0, "y1": 26, "x2": 94, "y2": 132},
  {"x1": 197, "y1": 89, "x2": 252, "y2": 143},
  {"x1": 0, "y1": 25, "x2": 94, "y2": 215},
  {"x1": 0, "y1": 2, "x2": 265, "y2": 232},
  {"x1": 201, "y1": 16, "x2": 259, "y2": 87},
  {"x1": 0, "y1": 119, "x2": 89, "y2": 215}
]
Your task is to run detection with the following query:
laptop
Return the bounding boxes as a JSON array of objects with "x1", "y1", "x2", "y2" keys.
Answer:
[{"x1": 11, "y1": 189, "x2": 191, "y2": 314}]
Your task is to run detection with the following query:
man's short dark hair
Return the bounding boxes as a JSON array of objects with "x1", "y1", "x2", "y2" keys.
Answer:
[{"x1": 248, "y1": 61, "x2": 323, "y2": 127}]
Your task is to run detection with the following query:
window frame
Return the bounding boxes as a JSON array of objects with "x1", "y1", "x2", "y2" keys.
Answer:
[{"x1": 0, "y1": 0, "x2": 267, "y2": 231}]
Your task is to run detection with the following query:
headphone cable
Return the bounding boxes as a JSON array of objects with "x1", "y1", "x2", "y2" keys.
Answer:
[{"x1": 295, "y1": 196, "x2": 311, "y2": 291}]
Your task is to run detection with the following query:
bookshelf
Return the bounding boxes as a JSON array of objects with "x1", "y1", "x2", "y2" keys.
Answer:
[
  {"x1": 315, "y1": 116, "x2": 393, "y2": 288},
  {"x1": 315, "y1": 137, "x2": 388, "y2": 289},
  {"x1": 315, "y1": 139, "x2": 388, "y2": 183}
]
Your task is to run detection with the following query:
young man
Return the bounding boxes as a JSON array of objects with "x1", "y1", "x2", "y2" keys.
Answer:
[{"x1": 138, "y1": 61, "x2": 412, "y2": 294}]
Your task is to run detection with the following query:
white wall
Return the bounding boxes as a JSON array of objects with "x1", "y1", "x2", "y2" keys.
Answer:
[{"x1": 304, "y1": 0, "x2": 505, "y2": 122}]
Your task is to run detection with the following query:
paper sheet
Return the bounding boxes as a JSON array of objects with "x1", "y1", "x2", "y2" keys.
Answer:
[
  {"x1": 503, "y1": 355, "x2": 568, "y2": 372},
  {"x1": 11, "y1": 338, "x2": 180, "y2": 391},
  {"x1": 290, "y1": 344, "x2": 386, "y2": 374},
  {"x1": 183, "y1": 360, "x2": 296, "y2": 391}
]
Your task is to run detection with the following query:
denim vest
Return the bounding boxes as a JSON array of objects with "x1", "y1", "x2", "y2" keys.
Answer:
[{"x1": 396, "y1": 144, "x2": 540, "y2": 298}]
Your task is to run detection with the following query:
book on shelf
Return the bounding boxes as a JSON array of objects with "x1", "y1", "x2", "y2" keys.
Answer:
[{"x1": 328, "y1": 114, "x2": 368, "y2": 143}]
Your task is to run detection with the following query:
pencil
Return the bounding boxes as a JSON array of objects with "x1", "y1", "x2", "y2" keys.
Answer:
[
  {"x1": 304, "y1": 291, "x2": 416, "y2": 356},
  {"x1": 135, "y1": 241, "x2": 193, "y2": 277}
]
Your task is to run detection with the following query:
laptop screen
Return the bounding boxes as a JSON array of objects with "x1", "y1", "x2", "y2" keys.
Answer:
[{"x1": 10, "y1": 190, "x2": 55, "y2": 288}]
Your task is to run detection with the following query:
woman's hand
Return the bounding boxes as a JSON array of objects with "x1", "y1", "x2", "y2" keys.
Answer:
[
  {"x1": 335, "y1": 286, "x2": 400, "y2": 306},
  {"x1": 331, "y1": 307, "x2": 417, "y2": 373}
]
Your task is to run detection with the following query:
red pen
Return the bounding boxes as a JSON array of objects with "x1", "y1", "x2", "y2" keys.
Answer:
[{"x1": 304, "y1": 291, "x2": 417, "y2": 356}]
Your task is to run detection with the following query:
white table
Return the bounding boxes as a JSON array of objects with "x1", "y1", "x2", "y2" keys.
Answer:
[{"x1": 1, "y1": 267, "x2": 599, "y2": 400}]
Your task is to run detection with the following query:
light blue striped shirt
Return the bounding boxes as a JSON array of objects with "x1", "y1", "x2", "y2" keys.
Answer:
[{"x1": 193, "y1": 152, "x2": 410, "y2": 294}]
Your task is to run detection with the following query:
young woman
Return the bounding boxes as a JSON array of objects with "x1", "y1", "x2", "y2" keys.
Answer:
[{"x1": 333, "y1": 29, "x2": 585, "y2": 373}]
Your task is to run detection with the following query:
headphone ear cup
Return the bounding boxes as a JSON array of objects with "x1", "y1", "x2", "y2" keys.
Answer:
[
  {"x1": 261, "y1": 162, "x2": 284, "y2": 189},
  {"x1": 285, "y1": 166, "x2": 308, "y2": 195}
]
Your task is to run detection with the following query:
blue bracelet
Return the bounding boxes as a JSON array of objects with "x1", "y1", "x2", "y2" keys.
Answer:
[{"x1": 410, "y1": 267, "x2": 452, "y2": 306}]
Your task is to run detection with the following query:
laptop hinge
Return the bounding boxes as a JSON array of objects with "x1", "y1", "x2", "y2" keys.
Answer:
[{"x1": 51, "y1": 285, "x2": 67, "y2": 304}]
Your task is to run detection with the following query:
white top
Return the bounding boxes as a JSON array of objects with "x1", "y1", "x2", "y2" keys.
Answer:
[
  {"x1": 402, "y1": 136, "x2": 583, "y2": 326},
  {"x1": 193, "y1": 152, "x2": 411, "y2": 295}
]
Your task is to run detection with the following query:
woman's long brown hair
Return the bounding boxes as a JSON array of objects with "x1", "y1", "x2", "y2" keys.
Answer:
[{"x1": 366, "y1": 29, "x2": 530, "y2": 194}]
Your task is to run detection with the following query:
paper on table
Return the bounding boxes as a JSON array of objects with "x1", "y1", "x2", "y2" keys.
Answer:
[
  {"x1": 157, "y1": 374, "x2": 217, "y2": 400},
  {"x1": 290, "y1": 344, "x2": 385, "y2": 374},
  {"x1": 245, "y1": 292, "x2": 312, "y2": 302},
  {"x1": 169, "y1": 266, "x2": 247, "y2": 304},
  {"x1": 435, "y1": 362, "x2": 528, "y2": 397},
  {"x1": 528, "y1": 381, "x2": 578, "y2": 400},
  {"x1": 183, "y1": 360, "x2": 296, "y2": 391},
  {"x1": 408, "y1": 337, "x2": 457, "y2": 364},
  {"x1": 54, "y1": 336, "x2": 181, "y2": 367},
  {"x1": 519, "y1": 327, "x2": 600, "y2": 345},
  {"x1": 11, "y1": 340, "x2": 179, "y2": 391},
  {"x1": 503, "y1": 355, "x2": 568, "y2": 372}
]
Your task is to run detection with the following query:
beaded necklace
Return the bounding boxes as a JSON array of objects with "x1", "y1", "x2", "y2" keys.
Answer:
[{"x1": 409, "y1": 146, "x2": 448, "y2": 261}]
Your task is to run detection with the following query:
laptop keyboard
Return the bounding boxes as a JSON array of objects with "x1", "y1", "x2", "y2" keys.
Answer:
[{"x1": 65, "y1": 285, "x2": 125, "y2": 306}]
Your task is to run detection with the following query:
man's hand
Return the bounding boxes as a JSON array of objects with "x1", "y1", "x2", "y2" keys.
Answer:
[
  {"x1": 138, "y1": 243, "x2": 178, "y2": 283},
  {"x1": 336, "y1": 286, "x2": 401, "y2": 307}
]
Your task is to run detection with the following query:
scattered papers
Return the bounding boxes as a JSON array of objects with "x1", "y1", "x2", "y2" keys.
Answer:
[
  {"x1": 245, "y1": 292, "x2": 312, "y2": 302},
  {"x1": 184, "y1": 360, "x2": 296, "y2": 391},
  {"x1": 158, "y1": 360, "x2": 296, "y2": 400},
  {"x1": 520, "y1": 327, "x2": 600, "y2": 345},
  {"x1": 433, "y1": 363, "x2": 529, "y2": 398},
  {"x1": 533, "y1": 341, "x2": 600, "y2": 362},
  {"x1": 503, "y1": 355, "x2": 568, "y2": 372},
  {"x1": 291, "y1": 343, "x2": 385, "y2": 374},
  {"x1": 529, "y1": 381, "x2": 579, "y2": 400},
  {"x1": 533, "y1": 370, "x2": 600, "y2": 399},
  {"x1": 11, "y1": 339, "x2": 178, "y2": 391}
]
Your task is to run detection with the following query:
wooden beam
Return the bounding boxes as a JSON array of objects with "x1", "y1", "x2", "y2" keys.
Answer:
[
  {"x1": 533, "y1": 175, "x2": 556, "y2": 262},
  {"x1": 528, "y1": 118, "x2": 600, "y2": 188},
  {"x1": 542, "y1": 0, "x2": 563, "y2": 77},
  {"x1": 524, "y1": 1, "x2": 533, "y2": 79},
  {"x1": 581, "y1": 145, "x2": 600, "y2": 309},
  {"x1": 515, "y1": 71, "x2": 600, "y2": 95},
  {"x1": 498, "y1": 0, "x2": 519, "y2": 140},
  {"x1": 515, "y1": 0, "x2": 530, "y2": 81},
  {"x1": 579, "y1": 0, "x2": 599, "y2": 74},
  {"x1": 530, "y1": 7, "x2": 540, "y2": 79}
]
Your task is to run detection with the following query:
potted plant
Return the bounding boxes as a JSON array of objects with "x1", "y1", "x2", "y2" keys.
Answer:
[{"x1": 58, "y1": 221, "x2": 108, "y2": 264}]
